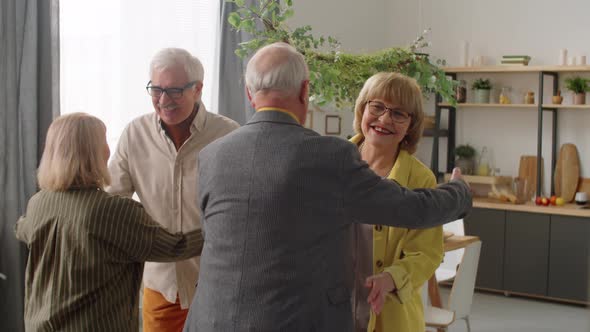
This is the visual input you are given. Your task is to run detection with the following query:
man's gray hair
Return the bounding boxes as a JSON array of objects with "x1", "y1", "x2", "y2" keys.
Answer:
[
  {"x1": 245, "y1": 42, "x2": 309, "y2": 96},
  {"x1": 150, "y1": 48, "x2": 204, "y2": 83}
]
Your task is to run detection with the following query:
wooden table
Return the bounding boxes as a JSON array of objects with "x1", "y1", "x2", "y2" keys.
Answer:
[{"x1": 428, "y1": 235, "x2": 480, "y2": 308}]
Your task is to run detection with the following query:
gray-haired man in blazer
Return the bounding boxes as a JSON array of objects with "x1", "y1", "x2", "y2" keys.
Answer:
[{"x1": 183, "y1": 42, "x2": 472, "y2": 332}]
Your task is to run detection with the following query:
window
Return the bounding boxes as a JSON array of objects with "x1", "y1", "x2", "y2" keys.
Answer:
[{"x1": 60, "y1": 0, "x2": 219, "y2": 149}]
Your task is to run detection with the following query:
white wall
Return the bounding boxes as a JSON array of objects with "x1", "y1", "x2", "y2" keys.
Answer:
[
  {"x1": 290, "y1": 0, "x2": 590, "y2": 193},
  {"x1": 291, "y1": 0, "x2": 391, "y2": 54}
]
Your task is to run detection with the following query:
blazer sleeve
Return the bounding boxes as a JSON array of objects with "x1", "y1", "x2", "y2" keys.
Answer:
[
  {"x1": 341, "y1": 143, "x2": 472, "y2": 229},
  {"x1": 106, "y1": 124, "x2": 134, "y2": 198}
]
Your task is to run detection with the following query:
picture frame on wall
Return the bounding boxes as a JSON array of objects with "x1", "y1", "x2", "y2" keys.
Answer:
[
  {"x1": 304, "y1": 109, "x2": 314, "y2": 129},
  {"x1": 325, "y1": 115, "x2": 341, "y2": 135}
]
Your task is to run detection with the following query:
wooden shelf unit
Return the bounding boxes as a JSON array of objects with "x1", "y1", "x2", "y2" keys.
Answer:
[
  {"x1": 443, "y1": 174, "x2": 512, "y2": 186},
  {"x1": 438, "y1": 102, "x2": 590, "y2": 110},
  {"x1": 423, "y1": 128, "x2": 449, "y2": 137},
  {"x1": 430, "y1": 65, "x2": 590, "y2": 196},
  {"x1": 541, "y1": 104, "x2": 590, "y2": 109},
  {"x1": 439, "y1": 103, "x2": 537, "y2": 108},
  {"x1": 443, "y1": 65, "x2": 590, "y2": 73}
]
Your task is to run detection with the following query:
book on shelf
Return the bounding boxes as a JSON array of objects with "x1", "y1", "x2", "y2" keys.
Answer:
[
  {"x1": 501, "y1": 55, "x2": 531, "y2": 65},
  {"x1": 502, "y1": 55, "x2": 531, "y2": 60}
]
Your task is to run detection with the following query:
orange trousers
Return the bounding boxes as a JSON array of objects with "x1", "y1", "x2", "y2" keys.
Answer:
[{"x1": 142, "y1": 287, "x2": 188, "y2": 332}]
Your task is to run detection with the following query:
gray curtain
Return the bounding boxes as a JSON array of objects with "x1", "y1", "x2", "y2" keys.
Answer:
[
  {"x1": 216, "y1": 0, "x2": 255, "y2": 124},
  {"x1": 0, "y1": 0, "x2": 59, "y2": 330}
]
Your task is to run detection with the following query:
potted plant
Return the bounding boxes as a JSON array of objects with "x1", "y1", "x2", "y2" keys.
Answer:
[
  {"x1": 564, "y1": 77, "x2": 590, "y2": 105},
  {"x1": 226, "y1": 0, "x2": 456, "y2": 108},
  {"x1": 455, "y1": 144, "x2": 476, "y2": 175},
  {"x1": 471, "y1": 78, "x2": 492, "y2": 103}
]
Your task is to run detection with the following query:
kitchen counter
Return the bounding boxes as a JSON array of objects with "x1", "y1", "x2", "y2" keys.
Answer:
[{"x1": 473, "y1": 197, "x2": 590, "y2": 218}]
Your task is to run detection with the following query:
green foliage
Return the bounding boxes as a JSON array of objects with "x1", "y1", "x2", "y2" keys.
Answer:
[
  {"x1": 455, "y1": 144, "x2": 476, "y2": 159},
  {"x1": 226, "y1": 0, "x2": 456, "y2": 108},
  {"x1": 564, "y1": 77, "x2": 590, "y2": 94},
  {"x1": 471, "y1": 78, "x2": 492, "y2": 90}
]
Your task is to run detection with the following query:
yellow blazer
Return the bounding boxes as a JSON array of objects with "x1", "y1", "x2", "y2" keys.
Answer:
[{"x1": 350, "y1": 135, "x2": 444, "y2": 332}]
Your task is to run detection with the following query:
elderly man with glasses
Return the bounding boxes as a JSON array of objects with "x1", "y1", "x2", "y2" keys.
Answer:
[{"x1": 107, "y1": 47, "x2": 239, "y2": 332}]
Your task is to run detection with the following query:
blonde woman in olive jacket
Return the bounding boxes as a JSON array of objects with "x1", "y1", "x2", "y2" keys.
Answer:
[{"x1": 350, "y1": 72, "x2": 444, "y2": 332}]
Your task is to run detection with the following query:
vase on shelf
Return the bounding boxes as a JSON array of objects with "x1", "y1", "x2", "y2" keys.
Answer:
[
  {"x1": 473, "y1": 89, "x2": 490, "y2": 103},
  {"x1": 476, "y1": 147, "x2": 491, "y2": 176},
  {"x1": 455, "y1": 80, "x2": 467, "y2": 103},
  {"x1": 573, "y1": 93, "x2": 586, "y2": 105},
  {"x1": 525, "y1": 91, "x2": 535, "y2": 104},
  {"x1": 552, "y1": 90, "x2": 563, "y2": 104},
  {"x1": 455, "y1": 157, "x2": 475, "y2": 175},
  {"x1": 499, "y1": 87, "x2": 512, "y2": 104}
]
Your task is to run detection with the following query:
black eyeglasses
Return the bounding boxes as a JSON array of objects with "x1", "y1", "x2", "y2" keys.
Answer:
[
  {"x1": 146, "y1": 81, "x2": 197, "y2": 99},
  {"x1": 366, "y1": 100, "x2": 411, "y2": 123}
]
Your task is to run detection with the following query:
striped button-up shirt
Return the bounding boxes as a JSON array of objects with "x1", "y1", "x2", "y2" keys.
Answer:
[
  {"x1": 107, "y1": 103, "x2": 239, "y2": 308},
  {"x1": 15, "y1": 188, "x2": 204, "y2": 331}
]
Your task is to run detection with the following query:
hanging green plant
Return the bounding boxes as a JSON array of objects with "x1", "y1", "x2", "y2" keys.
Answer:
[{"x1": 227, "y1": 0, "x2": 456, "y2": 108}]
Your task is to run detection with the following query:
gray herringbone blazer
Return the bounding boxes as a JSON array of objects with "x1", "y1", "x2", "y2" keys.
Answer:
[{"x1": 183, "y1": 110, "x2": 471, "y2": 332}]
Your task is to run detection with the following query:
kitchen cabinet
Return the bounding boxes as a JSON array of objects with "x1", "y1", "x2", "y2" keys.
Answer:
[
  {"x1": 548, "y1": 215, "x2": 590, "y2": 302},
  {"x1": 464, "y1": 208, "x2": 506, "y2": 290},
  {"x1": 464, "y1": 206, "x2": 589, "y2": 304},
  {"x1": 504, "y1": 211, "x2": 550, "y2": 296}
]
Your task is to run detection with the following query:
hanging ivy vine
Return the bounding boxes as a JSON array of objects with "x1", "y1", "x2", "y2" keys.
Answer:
[{"x1": 227, "y1": 0, "x2": 456, "y2": 108}]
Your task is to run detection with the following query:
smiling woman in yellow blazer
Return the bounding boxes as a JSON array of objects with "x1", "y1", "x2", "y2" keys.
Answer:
[{"x1": 349, "y1": 72, "x2": 444, "y2": 332}]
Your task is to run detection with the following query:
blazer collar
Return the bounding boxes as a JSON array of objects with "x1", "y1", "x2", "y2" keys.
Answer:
[
  {"x1": 247, "y1": 109, "x2": 301, "y2": 127},
  {"x1": 389, "y1": 149, "x2": 412, "y2": 186}
]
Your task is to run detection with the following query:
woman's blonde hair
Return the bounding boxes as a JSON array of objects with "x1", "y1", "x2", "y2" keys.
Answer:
[
  {"x1": 353, "y1": 72, "x2": 425, "y2": 154},
  {"x1": 37, "y1": 112, "x2": 111, "y2": 191}
]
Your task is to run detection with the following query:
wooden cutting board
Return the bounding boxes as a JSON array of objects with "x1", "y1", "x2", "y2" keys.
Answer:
[
  {"x1": 577, "y1": 178, "x2": 590, "y2": 196},
  {"x1": 518, "y1": 155, "x2": 542, "y2": 200},
  {"x1": 554, "y1": 143, "x2": 580, "y2": 202}
]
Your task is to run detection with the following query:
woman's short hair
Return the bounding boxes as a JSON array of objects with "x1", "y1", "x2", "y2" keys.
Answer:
[
  {"x1": 353, "y1": 72, "x2": 425, "y2": 154},
  {"x1": 245, "y1": 42, "x2": 309, "y2": 96},
  {"x1": 150, "y1": 48, "x2": 204, "y2": 83},
  {"x1": 37, "y1": 113, "x2": 111, "y2": 191}
]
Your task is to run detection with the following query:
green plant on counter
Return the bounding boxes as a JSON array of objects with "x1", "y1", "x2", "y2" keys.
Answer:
[
  {"x1": 226, "y1": 0, "x2": 456, "y2": 108},
  {"x1": 455, "y1": 144, "x2": 476, "y2": 159},
  {"x1": 564, "y1": 77, "x2": 590, "y2": 94},
  {"x1": 471, "y1": 78, "x2": 492, "y2": 90}
]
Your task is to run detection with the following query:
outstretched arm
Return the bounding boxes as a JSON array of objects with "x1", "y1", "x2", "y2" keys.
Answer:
[
  {"x1": 91, "y1": 195, "x2": 203, "y2": 263},
  {"x1": 342, "y1": 142, "x2": 472, "y2": 229}
]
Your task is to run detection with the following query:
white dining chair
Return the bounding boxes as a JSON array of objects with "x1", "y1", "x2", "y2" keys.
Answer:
[
  {"x1": 436, "y1": 219, "x2": 465, "y2": 282},
  {"x1": 425, "y1": 240, "x2": 481, "y2": 332}
]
